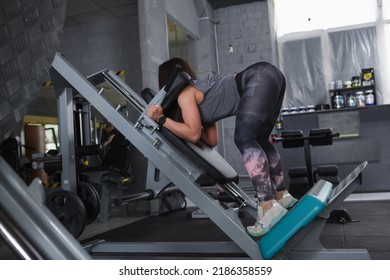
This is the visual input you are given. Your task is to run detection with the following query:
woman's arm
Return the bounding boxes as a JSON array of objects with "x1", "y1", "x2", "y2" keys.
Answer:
[
  {"x1": 147, "y1": 86, "x2": 203, "y2": 144},
  {"x1": 201, "y1": 122, "x2": 218, "y2": 147}
]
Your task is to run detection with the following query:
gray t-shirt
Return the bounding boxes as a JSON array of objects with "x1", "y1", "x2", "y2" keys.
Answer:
[{"x1": 191, "y1": 73, "x2": 240, "y2": 124}]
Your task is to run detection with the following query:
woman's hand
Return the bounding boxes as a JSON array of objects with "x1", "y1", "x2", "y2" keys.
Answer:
[
  {"x1": 147, "y1": 104, "x2": 164, "y2": 121},
  {"x1": 201, "y1": 123, "x2": 218, "y2": 147},
  {"x1": 146, "y1": 86, "x2": 216, "y2": 146}
]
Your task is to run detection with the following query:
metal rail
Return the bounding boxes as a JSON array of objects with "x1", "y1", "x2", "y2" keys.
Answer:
[{"x1": 0, "y1": 156, "x2": 91, "y2": 259}]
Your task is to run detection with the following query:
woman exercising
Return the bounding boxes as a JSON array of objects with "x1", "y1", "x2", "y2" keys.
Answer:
[{"x1": 147, "y1": 58, "x2": 297, "y2": 237}]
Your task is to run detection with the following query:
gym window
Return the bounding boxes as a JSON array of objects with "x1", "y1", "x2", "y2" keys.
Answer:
[{"x1": 272, "y1": 0, "x2": 390, "y2": 106}]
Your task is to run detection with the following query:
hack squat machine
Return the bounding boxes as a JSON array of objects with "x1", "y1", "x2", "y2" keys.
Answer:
[{"x1": 0, "y1": 53, "x2": 371, "y2": 260}]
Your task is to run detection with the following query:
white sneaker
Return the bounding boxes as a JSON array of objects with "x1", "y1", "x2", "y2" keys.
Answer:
[
  {"x1": 247, "y1": 200, "x2": 288, "y2": 237},
  {"x1": 277, "y1": 191, "x2": 298, "y2": 209}
]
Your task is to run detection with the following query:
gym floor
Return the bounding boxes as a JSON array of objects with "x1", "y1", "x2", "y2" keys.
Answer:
[{"x1": 1, "y1": 193, "x2": 390, "y2": 260}]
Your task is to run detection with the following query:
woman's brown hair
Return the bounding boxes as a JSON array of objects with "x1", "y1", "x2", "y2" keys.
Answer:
[
  {"x1": 158, "y1": 57, "x2": 196, "y2": 89},
  {"x1": 158, "y1": 58, "x2": 197, "y2": 123}
]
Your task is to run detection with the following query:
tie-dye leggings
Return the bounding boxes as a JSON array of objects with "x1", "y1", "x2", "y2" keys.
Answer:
[{"x1": 234, "y1": 62, "x2": 286, "y2": 203}]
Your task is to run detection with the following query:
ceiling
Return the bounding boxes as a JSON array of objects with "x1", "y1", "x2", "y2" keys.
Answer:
[
  {"x1": 206, "y1": 0, "x2": 263, "y2": 9},
  {"x1": 64, "y1": 0, "x2": 263, "y2": 25},
  {"x1": 64, "y1": 0, "x2": 138, "y2": 26}
]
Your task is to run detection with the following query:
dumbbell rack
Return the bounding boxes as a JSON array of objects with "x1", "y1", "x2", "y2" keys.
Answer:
[
  {"x1": 275, "y1": 128, "x2": 339, "y2": 188},
  {"x1": 275, "y1": 129, "x2": 356, "y2": 224}
]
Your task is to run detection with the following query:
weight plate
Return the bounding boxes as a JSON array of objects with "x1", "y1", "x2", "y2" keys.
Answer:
[
  {"x1": 77, "y1": 182, "x2": 101, "y2": 225},
  {"x1": 46, "y1": 190, "x2": 87, "y2": 238}
]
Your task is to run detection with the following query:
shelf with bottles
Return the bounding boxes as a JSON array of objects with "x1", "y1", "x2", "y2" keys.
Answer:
[
  {"x1": 329, "y1": 68, "x2": 377, "y2": 109},
  {"x1": 330, "y1": 86, "x2": 376, "y2": 109}
]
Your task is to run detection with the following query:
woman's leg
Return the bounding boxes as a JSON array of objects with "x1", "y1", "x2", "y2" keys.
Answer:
[
  {"x1": 258, "y1": 127, "x2": 297, "y2": 209},
  {"x1": 235, "y1": 63, "x2": 285, "y2": 203},
  {"x1": 235, "y1": 116, "x2": 275, "y2": 204},
  {"x1": 256, "y1": 78, "x2": 285, "y2": 193},
  {"x1": 234, "y1": 62, "x2": 291, "y2": 237},
  {"x1": 255, "y1": 80, "x2": 297, "y2": 208}
]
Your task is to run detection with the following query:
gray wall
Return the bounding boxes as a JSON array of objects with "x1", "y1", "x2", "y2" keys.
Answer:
[
  {"x1": 138, "y1": 0, "x2": 167, "y2": 91},
  {"x1": 215, "y1": 1, "x2": 272, "y2": 74},
  {"x1": 59, "y1": 17, "x2": 142, "y2": 91},
  {"x1": 138, "y1": 0, "x2": 214, "y2": 91},
  {"x1": 189, "y1": 0, "x2": 218, "y2": 77},
  {"x1": 165, "y1": 0, "x2": 200, "y2": 39},
  {"x1": 28, "y1": 7, "x2": 142, "y2": 118}
]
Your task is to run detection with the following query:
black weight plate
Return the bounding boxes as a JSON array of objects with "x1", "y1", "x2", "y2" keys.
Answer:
[
  {"x1": 46, "y1": 190, "x2": 87, "y2": 238},
  {"x1": 77, "y1": 182, "x2": 101, "y2": 225}
]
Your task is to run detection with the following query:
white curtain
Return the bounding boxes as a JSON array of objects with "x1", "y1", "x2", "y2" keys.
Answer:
[
  {"x1": 272, "y1": 0, "x2": 390, "y2": 107},
  {"x1": 376, "y1": 0, "x2": 390, "y2": 104},
  {"x1": 278, "y1": 32, "x2": 327, "y2": 107}
]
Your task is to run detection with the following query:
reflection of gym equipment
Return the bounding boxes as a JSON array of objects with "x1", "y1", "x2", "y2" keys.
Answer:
[
  {"x1": 33, "y1": 107, "x2": 135, "y2": 232},
  {"x1": 32, "y1": 143, "x2": 104, "y2": 237},
  {"x1": 49, "y1": 53, "x2": 370, "y2": 259},
  {"x1": 94, "y1": 133, "x2": 133, "y2": 223}
]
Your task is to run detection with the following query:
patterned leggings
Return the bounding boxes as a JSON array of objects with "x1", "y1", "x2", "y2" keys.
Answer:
[{"x1": 234, "y1": 62, "x2": 286, "y2": 203}]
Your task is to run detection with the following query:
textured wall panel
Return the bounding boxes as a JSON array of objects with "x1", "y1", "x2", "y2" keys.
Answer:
[{"x1": 0, "y1": 0, "x2": 66, "y2": 142}]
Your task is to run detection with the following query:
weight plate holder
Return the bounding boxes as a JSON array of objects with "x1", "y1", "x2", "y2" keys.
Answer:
[
  {"x1": 77, "y1": 182, "x2": 101, "y2": 225},
  {"x1": 46, "y1": 190, "x2": 87, "y2": 238}
]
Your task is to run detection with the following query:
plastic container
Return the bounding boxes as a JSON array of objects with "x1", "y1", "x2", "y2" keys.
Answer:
[
  {"x1": 346, "y1": 93, "x2": 356, "y2": 107},
  {"x1": 298, "y1": 106, "x2": 306, "y2": 113},
  {"x1": 281, "y1": 108, "x2": 289, "y2": 115},
  {"x1": 315, "y1": 104, "x2": 330, "y2": 111},
  {"x1": 356, "y1": 91, "x2": 365, "y2": 107},
  {"x1": 306, "y1": 105, "x2": 315, "y2": 112},
  {"x1": 361, "y1": 68, "x2": 375, "y2": 86},
  {"x1": 332, "y1": 92, "x2": 345, "y2": 109},
  {"x1": 275, "y1": 117, "x2": 283, "y2": 130},
  {"x1": 364, "y1": 90, "x2": 375, "y2": 106},
  {"x1": 289, "y1": 107, "x2": 298, "y2": 114},
  {"x1": 344, "y1": 81, "x2": 352, "y2": 88},
  {"x1": 352, "y1": 76, "x2": 360, "y2": 87},
  {"x1": 335, "y1": 80, "x2": 343, "y2": 89}
]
